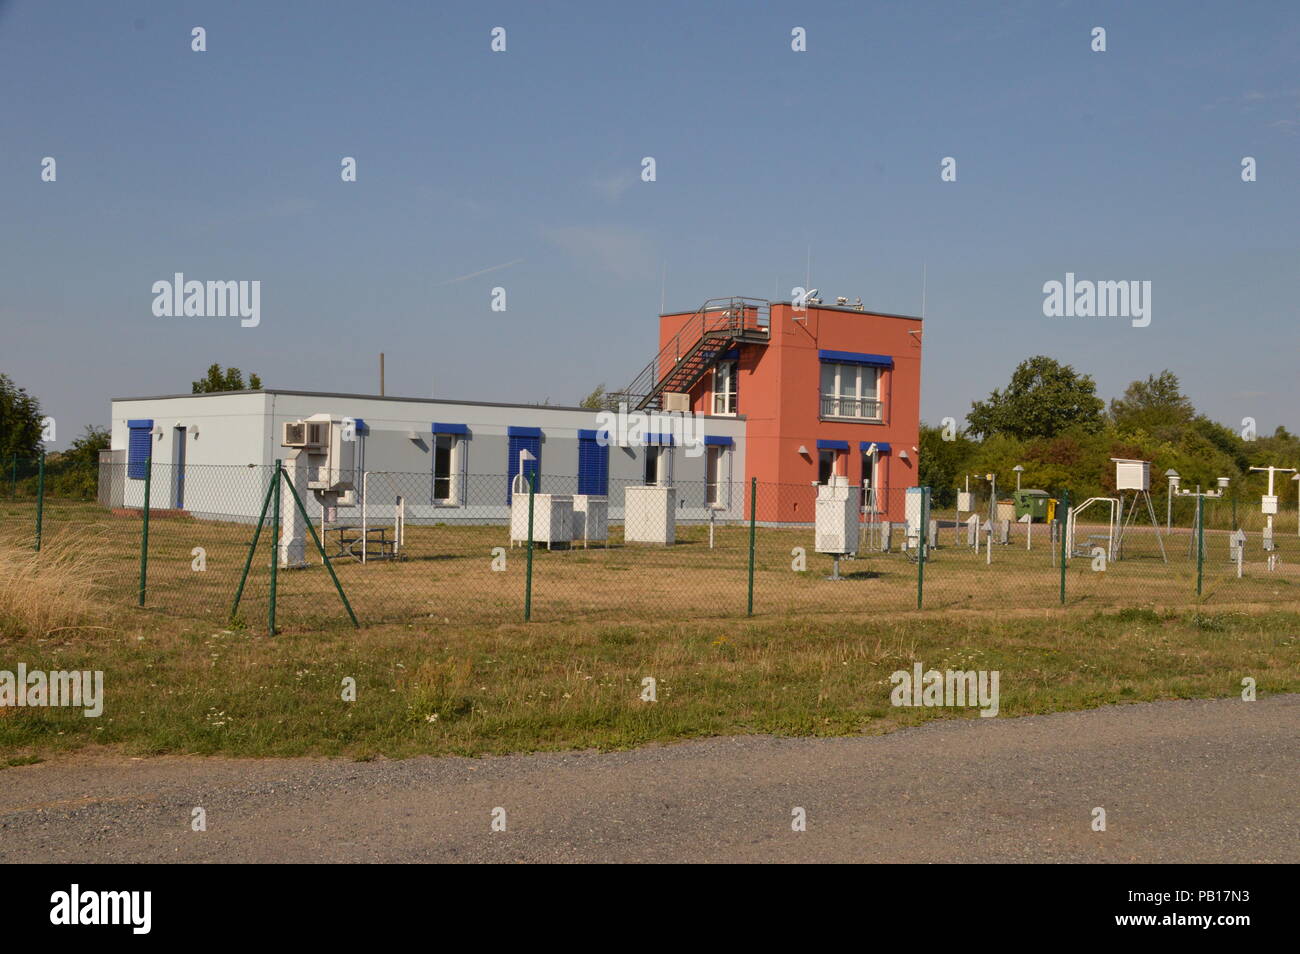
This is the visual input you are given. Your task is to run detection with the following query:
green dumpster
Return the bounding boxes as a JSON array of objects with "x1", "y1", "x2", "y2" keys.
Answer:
[{"x1": 1013, "y1": 489, "x2": 1051, "y2": 522}]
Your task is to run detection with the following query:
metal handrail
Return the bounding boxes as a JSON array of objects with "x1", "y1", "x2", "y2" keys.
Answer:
[
  {"x1": 819, "y1": 394, "x2": 882, "y2": 420},
  {"x1": 614, "y1": 297, "x2": 770, "y2": 407}
]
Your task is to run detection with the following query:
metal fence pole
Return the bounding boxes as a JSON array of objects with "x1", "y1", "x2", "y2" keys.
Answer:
[
  {"x1": 229, "y1": 469, "x2": 277, "y2": 621},
  {"x1": 137, "y1": 456, "x2": 150, "y2": 604},
  {"x1": 34, "y1": 451, "x2": 46, "y2": 552},
  {"x1": 917, "y1": 486, "x2": 929, "y2": 609},
  {"x1": 9, "y1": 453, "x2": 16, "y2": 498},
  {"x1": 281, "y1": 469, "x2": 359, "y2": 628},
  {"x1": 747, "y1": 477, "x2": 757, "y2": 616},
  {"x1": 524, "y1": 471, "x2": 536, "y2": 622},
  {"x1": 270, "y1": 460, "x2": 281, "y2": 635},
  {"x1": 1058, "y1": 489, "x2": 1069, "y2": 605},
  {"x1": 1196, "y1": 495, "x2": 1205, "y2": 598}
]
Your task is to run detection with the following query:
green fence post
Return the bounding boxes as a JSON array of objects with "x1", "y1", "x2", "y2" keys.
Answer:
[
  {"x1": 229, "y1": 470, "x2": 277, "y2": 621},
  {"x1": 917, "y1": 486, "x2": 929, "y2": 609},
  {"x1": 34, "y1": 451, "x2": 46, "y2": 552},
  {"x1": 270, "y1": 460, "x2": 281, "y2": 635},
  {"x1": 281, "y1": 470, "x2": 360, "y2": 628},
  {"x1": 524, "y1": 471, "x2": 536, "y2": 622},
  {"x1": 1196, "y1": 495, "x2": 1205, "y2": 598},
  {"x1": 137, "y1": 456, "x2": 150, "y2": 603},
  {"x1": 747, "y1": 477, "x2": 757, "y2": 616},
  {"x1": 1058, "y1": 489, "x2": 1069, "y2": 605}
]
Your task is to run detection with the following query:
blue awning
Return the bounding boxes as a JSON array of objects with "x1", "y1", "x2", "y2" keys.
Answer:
[
  {"x1": 704, "y1": 435, "x2": 734, "y2": 446},
  {"x1": 433, "y1": 422, "x2": 469, "y2": 435},
  {"x1": 646, "y1": 433, "x2": 676, "y2": 446},
  {"x1": 506, "y1": 425, "x2": 541, "y2": 438},
  {"x1": 817, "y1": 439, "x2": 849, "y2": 451},
  {"x1": 577, "y1": 428, "x2": 610, "y2": 442},
  {"x1": 352, "y1": 418, "x2": 367, "y2": 434},
  {"x1": 819, "y1": 350, "x2": 894, "y2": 368},
  {"x1": 859, "y1": 441, "x2": 892, "y2": 453}
]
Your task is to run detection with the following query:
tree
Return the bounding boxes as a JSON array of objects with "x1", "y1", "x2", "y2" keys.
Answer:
[
  {"x1": 1110, "y1": 371, "x2": 1194, "y2": 435},
  {"x1": 0, "y1": 372, "x2": 44, "y2": 459},
  {"x1": 579, "y1": 383, "x2": 621, "y2": 410},
  {"x1": 918, "y1": 422, "x2": 977, "y2": 507},
  {"x1": 192, "y1": 364, "x2": 262, "y2": 393},
  {"x1": 967, "y1": 356, "x2": 1104, "y2": 440},
  {"x1": 45, "y1": 426, "x2": 110, "y2": 499}
]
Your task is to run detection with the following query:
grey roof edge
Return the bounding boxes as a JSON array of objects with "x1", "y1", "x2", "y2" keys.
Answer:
[
  {"x1": 659, "y1": 302, "x2": 924, "y2": 321},
  {"x1": 110, "y1": 389, "x2": 747, "y2": 421}
]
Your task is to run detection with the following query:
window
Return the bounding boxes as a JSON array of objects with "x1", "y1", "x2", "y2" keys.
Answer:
[
  {"x1": 433, "y1": 435, "x2": 456, "y2": 502},
  {"x1": 644, "y1": 445, "x2": 673, "y2": 485},
  {"x1": 577, "y1": 430, "x2": 609, "y2": 496},
  {"x1": 860, "y1": 443, "x2": 890, "y2": 513},
  {"x1": 433, "y1": 423, "x2": 467, "y2": 504},
  {"x1": 820, "y1": 362, "x2": 881, "y2": 420},
  {"x1": 713, "y1": 360, "x2": 738, "y2": 415},
  {"x1": 506, "y1": 427, "x2": 541, "y2": 502},
  {"x1": 818, "y1": 449, "x2": 838, "y2": 484},
  {"x1": 706, "y1": 445, "x2": 726, "y2": 506},
  {"x1": 127, "y1": 419, "x2": 153, "y2": 480}
]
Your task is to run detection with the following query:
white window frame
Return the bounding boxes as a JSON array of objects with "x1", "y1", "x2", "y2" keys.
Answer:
[
  {"x1": 712, "y1": 360, "x2": 738, "y2": 415},
  {"x1": 432, "y1": 434, "x2": 464, "y2": 505},
  {"x1": 705, "y1": 444, "x2": 732, "y2": 508},
  {"x1": 644, "y1": 445, "x2": 674, "y2": 486},
  {"x1": 820, "y1": 363, "x2": 882, "y2": 420},
  {"x1": 862, "y1": 450, "x2": 884, "y2": 514},
  {"x1": 817, "y1": 448, "x2": 843, "y2": 485}
]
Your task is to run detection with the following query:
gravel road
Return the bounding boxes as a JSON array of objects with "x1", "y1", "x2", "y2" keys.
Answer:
[{"x1": 2, "y1": 695, "x2": 1295, "y2": 863}]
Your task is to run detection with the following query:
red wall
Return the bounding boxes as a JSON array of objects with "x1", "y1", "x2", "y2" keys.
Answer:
[{"x1": 660, "y1": 301, "x2": 923, "y2": 522}]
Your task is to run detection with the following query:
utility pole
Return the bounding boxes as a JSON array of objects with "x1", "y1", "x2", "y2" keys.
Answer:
[{"x1": 379, "y1": 353, "x2": 385, "y2": 396}]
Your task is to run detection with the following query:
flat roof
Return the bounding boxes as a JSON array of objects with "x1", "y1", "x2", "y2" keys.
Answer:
[
  {"x1": 660, "y1": 301, "x2": 923, "y2": 321},
  {"x1": 110, "y1": 389, "x2": 746, "y2": 420}
]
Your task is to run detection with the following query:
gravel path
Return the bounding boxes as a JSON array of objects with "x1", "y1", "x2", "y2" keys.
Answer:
[{"x1": 2, "y1": 696, "x2": 1295, "y2": 863}]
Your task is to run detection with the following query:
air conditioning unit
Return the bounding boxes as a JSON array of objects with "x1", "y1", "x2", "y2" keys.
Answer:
[
  {"x1": 662, "y1": 392, "x2": 690, "y2": 412},
  {"x1": 282, "y1": 420, "x2": 326, "y2": 449}
]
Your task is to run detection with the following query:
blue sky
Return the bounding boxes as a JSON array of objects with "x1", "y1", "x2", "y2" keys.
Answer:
[{"x1": 3, "y1": 0, "x2": 1298, "y2": 448}]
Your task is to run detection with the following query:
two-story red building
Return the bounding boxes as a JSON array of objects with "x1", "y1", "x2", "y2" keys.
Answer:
[{"x1": 619, "y1": 296, "x2": 923, "y2": 522}]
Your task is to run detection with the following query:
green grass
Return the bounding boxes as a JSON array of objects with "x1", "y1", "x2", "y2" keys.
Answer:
[{"x1": 2, "y1": 604, "x2": 1296, "y2": 761}]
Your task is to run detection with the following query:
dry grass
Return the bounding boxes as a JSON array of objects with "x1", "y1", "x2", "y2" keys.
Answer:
[{"x1": 0, "y1": 531, "x2": 107, "y2": 638}]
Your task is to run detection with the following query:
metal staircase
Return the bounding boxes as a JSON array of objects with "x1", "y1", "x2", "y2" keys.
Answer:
[{"x1": 613, "y1": 297, "x2": 770, "y2": 411}]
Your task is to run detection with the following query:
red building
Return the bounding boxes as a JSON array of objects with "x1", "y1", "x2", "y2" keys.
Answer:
[{"x1": 620, "y1": 296, "x2": 923, "y2": 522}]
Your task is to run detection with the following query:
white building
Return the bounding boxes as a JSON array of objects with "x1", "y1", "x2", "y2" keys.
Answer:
[{"x1": 101, "y1": 389, "x2": 747, "y2": 526}]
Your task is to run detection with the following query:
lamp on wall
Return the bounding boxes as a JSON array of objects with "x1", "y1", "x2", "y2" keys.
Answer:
[
  {"x1": 898, "y1": 449, "x2": 909, "y2": 460},
  {"x1": 796, "y1": 445, "x2": 810, "y2": 457}
]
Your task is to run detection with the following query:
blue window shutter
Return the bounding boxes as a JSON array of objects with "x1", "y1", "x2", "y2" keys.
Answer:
[
  {"x1": 507, "y1": 433, "x2": 541, "y2": 502},
  {"x1": 578, "y1": 436, "x2": 609, "y2": 496},
  {"x1": 127, "y1": 420, "x2": 153, "y2": 479}
]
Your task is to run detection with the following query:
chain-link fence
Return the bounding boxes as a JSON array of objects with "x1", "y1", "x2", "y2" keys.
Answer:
[{"x1": 3, "y1": 457, "x2": 1297, "y2": 633}]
